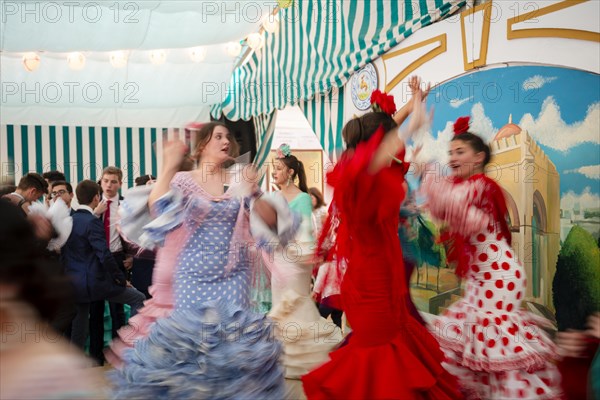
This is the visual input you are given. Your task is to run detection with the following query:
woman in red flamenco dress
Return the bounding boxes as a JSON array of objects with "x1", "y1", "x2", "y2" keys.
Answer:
[
  {"x1": 302, "y1": 85, "x2": 462, "y2": 400},
  {"x1": 421, "y1": 117, "x2": 563, "y2": 400}
]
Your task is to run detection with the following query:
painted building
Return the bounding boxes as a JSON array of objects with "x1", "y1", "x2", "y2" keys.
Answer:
[{"x1": 489, "y1": 118, "x2": 560, "y2": 309}]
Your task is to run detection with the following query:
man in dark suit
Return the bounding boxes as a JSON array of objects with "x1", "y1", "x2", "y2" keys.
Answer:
[
  {"x1": 61, "y1": 180, "x2": 145, "y2": 352},
  {"x1": 89, "y1": 166, "x2": 132, "y2": 365}
]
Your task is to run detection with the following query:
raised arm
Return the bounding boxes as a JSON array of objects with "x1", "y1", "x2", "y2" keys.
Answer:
[
  {"x1": 392, "y1": 76, "x2": 431, "y2": 126},
  {"x1": 149, "y1": 140, "x2": 188, "y2": 209},
  {"x1": 369, "y1": 87, "x2": 430, "y2": 173}
]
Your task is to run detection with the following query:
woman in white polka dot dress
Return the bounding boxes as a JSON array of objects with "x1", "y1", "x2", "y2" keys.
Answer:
[
  {"x1": 110, "y1": 123, "x2": 287, "y2": 399},
  {"x1": 421, "y1": 117, "x2": 563, "y2": 400}
]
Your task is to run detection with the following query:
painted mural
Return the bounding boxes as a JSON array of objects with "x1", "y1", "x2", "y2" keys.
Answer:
[{"x1": 408, "y1": 65, "x2": 600, "y2": 318}]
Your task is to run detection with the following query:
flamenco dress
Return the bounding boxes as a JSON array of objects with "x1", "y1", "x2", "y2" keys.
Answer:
[{"x1": 302, "y1": 127, "x2": 462, "y2": 400}]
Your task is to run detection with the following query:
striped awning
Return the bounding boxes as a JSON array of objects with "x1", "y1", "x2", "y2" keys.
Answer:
[
  {"x1": 211, "y1": 0, "x2": 469, "y2": 121},
  {"x1": 0, "y1": 124, "x2": 193, "y2": 189}
]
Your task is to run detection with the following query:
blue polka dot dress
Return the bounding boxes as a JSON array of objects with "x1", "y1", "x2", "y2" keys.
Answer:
[
  {"x1": 175, "y1": 198, "x2": 251, "y2": 309},
  {"x1": 110, "y1": 172, "x2": 284, "y2": 400}
]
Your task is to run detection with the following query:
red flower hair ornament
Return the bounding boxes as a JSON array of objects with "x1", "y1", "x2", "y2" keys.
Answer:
[
  {"x1": 370, "y1": 90, "x2": 397, "y2": 116},
  {"x1": 453, "y1": 116, "x2": 470, "y2": 136}
]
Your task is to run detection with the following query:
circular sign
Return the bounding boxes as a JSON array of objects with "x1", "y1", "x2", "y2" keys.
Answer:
[{"x1": 350, "y1": 63, "x2": 379, "y2": 110}]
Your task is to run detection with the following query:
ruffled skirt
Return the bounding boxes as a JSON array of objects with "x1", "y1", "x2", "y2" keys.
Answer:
[
  {"x1": 109, "y1": 299, "x2": 285, "y2": 399},
  {"x1": 430, "y1": 234, "x2": 563, "y2": 399}
]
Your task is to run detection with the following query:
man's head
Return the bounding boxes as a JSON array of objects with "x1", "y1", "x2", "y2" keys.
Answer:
[
  {"x1": 50, "y1": 181, "x2": 74, "y2": 208},
  {"x1": 42, "y1": 170, "x2": 66, "y2": 186},
  {"x1": 16, "y1": 173, "x2": 48, "y2": 202},
  {"x1": 100, "y1": 167, "x2": 122, "y2": 199},
  {"x1": 75, "y1": 180, "x2": 101, "y2": 208}
]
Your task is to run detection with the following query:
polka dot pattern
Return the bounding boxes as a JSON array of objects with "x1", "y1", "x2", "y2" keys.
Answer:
[
  {"x1": 431, "y1": 229, "x2": 562, "y2": 399},
  {"x1": 441, "y1": 342, "x2": 563, "y2": 399},
  {"x1": 173, "y1": 198, "x2": 252, "y2": 310}
]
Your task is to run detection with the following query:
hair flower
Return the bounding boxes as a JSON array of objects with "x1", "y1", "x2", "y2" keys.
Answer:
[
  {"x1": 453, "y1": 116, "x2": 470, "y2": 135},
  {"x1": 276, "y1": 143, "x2": 291, "y2": 158},
  {"x1": 370, "y1": 89, "x2": 397, "y2": 116}
]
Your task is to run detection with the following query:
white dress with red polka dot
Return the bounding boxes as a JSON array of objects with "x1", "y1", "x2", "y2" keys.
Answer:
[{"x1": 423, "y1": 173, "x2": 563, "y2": 400}]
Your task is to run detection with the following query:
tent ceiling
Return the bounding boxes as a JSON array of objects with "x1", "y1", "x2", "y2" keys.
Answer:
[
  {"x1": 1, "y1": 1, "x2": 274, "y2": 51},
  {"x1": 0, "y1": 1, "x2": 276, "y2": 127}
]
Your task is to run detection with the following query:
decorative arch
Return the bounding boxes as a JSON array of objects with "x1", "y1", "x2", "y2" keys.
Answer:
[
  {"x1": 502, "y1": 189, "x2": 520, "y2": 232},
  {"x1": 533, "y1": 190, "x2": 548, "y2": 233}
]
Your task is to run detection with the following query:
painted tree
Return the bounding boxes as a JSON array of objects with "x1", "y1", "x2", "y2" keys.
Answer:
[{"x1": 553, "y1": 225, "x2": 600, "y2": 331}]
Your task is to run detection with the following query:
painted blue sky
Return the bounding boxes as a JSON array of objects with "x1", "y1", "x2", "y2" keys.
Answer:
[{"x1": 422, "y1": 65, "x2": 599, "y2": 207}]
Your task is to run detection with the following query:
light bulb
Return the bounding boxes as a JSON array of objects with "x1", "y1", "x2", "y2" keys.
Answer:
[
  {"x1": 67, "y1": 52, "x2": 86, "y2": 70},
  {"x1": 225, "y1": 42, "x2": 242, "y2": 57},
  {"x1": 22, "y1": 52, "x2": 40, "y2": 72},
  {"x1": 189, "y1": 47, "x2": 207, "y2": 63},
  {"x1": 262, "y1": 14, "x2": 280, "y2": 34},
  {"x1": 246, "y1": 33, "x2": 264, "y2": 50},
  {"x1": 109, "y1": 51, "x2": 128, "y2": 68},
  {"x1": 149, "y1": 50, "x2": 167, "y2": 65}
]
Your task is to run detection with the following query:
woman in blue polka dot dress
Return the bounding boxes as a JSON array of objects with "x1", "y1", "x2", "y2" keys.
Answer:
[{"x1": 110, "y1": 122, "x2": 288, "y2": 399}]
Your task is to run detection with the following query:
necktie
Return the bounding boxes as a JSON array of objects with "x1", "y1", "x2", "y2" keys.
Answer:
[{"x1": 104, "y1": 199, "x2": 112, "y2": 246}]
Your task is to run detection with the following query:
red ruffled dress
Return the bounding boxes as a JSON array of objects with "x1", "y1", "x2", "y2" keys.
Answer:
[
  {"x1": 422, "y1": 173, "x2": 563, "y2": 400},
  {"x1": 302, "y1": 128, "x2": 462, "y2": 400}
]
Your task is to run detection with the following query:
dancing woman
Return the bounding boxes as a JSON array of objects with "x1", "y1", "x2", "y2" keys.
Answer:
[
  {"x1": 266, "y1": 145, "x2": 342, "y2": 381},
  {"x1": 302, "y1": 84, "x2": 462, "y2": 400},
  {"x1": 422, "y1": 117, "x2": 563, "y2": 399},
  {"x1": 109, "y1": 122, "x2": 289, "y2": 399}
]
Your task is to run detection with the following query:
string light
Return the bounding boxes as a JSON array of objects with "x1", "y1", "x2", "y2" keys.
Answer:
[
  {"x1": 149, "y1": 50, "x2": 167, "y2": 65},
  {"x1": 262, "y1": 14, "x2": 280, "y2": 34},
  {"x1": 22, "y1": 52, "x2": 40, "y2": 72},
  {"x1": 246, "y1": 33, "x2": 264, "y2": 50},
  {"x1": 189, "y1": 47, "x2": 207, "y2": 63},
  {"x1": 109, "y1": 51, "x2": 128, "y2": 68},
  {"x1": 67, "y1": 52, "x2": 86, "y2": 70},
  {"x1": 225, "y1": 41, "x2": 242, "y2": 57}
]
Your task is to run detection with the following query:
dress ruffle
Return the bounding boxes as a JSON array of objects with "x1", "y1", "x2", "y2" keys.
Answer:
[
  {"x1": 312, "y1": 260, "x2": 346, "y2": 309},
  {"x1": 249, "y1": 192, "x2": 302, "y2": 251},
  {"x1": 302, "y1": 320, "x2": 462, "y2": 400},
  {"x1": 28, "y1": 199, "x2": 73, "y2": 252},
  {"x1": 268, "y1": 289, "x2": 343, "y2": 379},
  {"x1": 105, "y1": 295, "x2": 174, "y2": 369},
  {"x1": 432, "y1": 300, "x2": 559, "y2": 373},
  {"x1": 109, "y1": 299, "x2": 285, "y2": 400}
]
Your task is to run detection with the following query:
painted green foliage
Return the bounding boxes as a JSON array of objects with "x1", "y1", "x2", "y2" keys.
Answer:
[{"x1": 553, "y1": 225, "x2": 600, "y2": 331}]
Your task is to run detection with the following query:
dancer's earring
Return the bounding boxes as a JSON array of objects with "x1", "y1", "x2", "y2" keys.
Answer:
[{"x1": 286, "y1": 176, "x2": 292, "y2": 187}]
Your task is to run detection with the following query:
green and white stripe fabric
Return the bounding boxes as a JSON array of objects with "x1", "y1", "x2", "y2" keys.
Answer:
[
  {"x1": 212, "y1": 0, "x2": 469, "y2": 156},
  {"x1": 252, "y1": 111, "x2": 278, "y2": 173},
  {"x1": 0, "y1": 125, "x2": 190, "y2": 189},
  {"x1": 298, "y1": 87, "x2": 345, "y2": 162}
]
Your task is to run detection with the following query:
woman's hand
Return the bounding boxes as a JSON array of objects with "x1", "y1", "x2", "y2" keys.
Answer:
[
  {"x1": 585, "y1": 312, "x2": 600, "y2": 339},
  {"x1": 149, "y1": 140, "x2": 188, "y2": 209},
  {"x1": 556, "y1": 330, "x2": 590, "y2": 358},
  {"x1": 409, "y1": 76, "x2": 431, "y2": 100},
  {"x1": 407, "y1": 89, "x2": 431, "y2": 136},
  {"x1": 163, "y1": 140, "x2": 188, "y2": 172}
]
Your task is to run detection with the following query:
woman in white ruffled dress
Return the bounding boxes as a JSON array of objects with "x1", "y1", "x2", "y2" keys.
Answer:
[{"x1": 265, "y1": 144, "x2": 343, "y2": 387}]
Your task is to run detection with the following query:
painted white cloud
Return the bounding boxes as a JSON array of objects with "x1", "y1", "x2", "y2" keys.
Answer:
[
  {"x1": 564, "y1": 165, "x2": 600, "y2": 180},
  {"x1": 470, "y1": 102, "x2": 498, "y2": 142},
  {"x1": 522, "y1": 75, "x2": 557, "y2": 91},
  {"x1": 449, "y1": 96, "x2": 473, "y2": 108},
  {"x1": 411, "y1": 120, "x2": 454, "y2": 165},
  {"x1": 416, "y1": 103, "x2": 498, "y2": 165},
  {"x1": 518, "y1": 97, "x2": 600, "y2": 152},
  {"x1": 560, "y1": 187, "x2": 600, "y2": 211}
]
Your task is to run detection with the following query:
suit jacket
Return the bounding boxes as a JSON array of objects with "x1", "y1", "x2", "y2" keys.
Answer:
[{"x1": 61, "y1": 209, "x2": 126, "y2": 303}]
